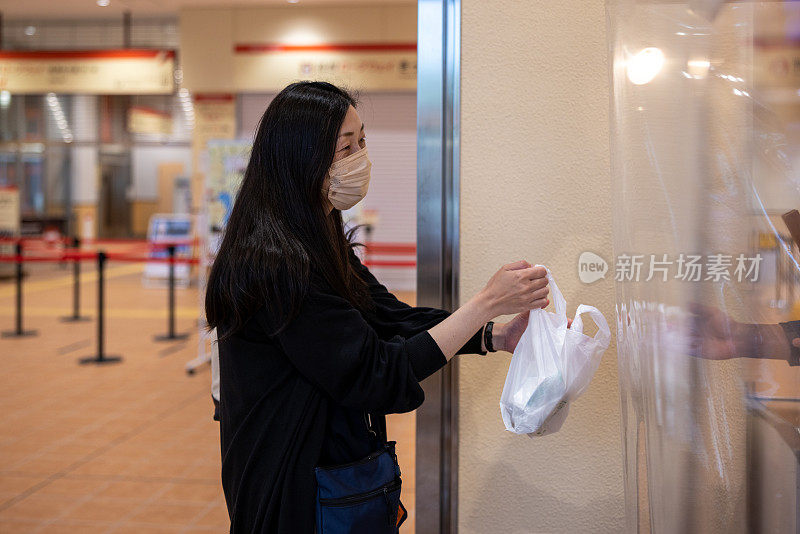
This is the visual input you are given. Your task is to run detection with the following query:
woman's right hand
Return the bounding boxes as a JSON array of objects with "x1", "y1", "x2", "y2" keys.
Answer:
[{"x1": 478, "y1": 261, "x2": 549, "y2": 319}]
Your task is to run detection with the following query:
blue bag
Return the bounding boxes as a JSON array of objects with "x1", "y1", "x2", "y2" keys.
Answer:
[{"x1": 315, "y1": 441, "x2": 407, "y2": 534}]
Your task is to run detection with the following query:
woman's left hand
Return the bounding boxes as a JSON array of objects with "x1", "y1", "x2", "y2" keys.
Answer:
[{"x1": 494, "y1": 310, "x2": 573, "y2": 353}]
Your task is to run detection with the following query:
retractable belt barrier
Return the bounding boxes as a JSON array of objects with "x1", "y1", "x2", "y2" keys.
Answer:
[
  {"x1": 78, "y1": 251, "x2": 122, "y2": 365},
  {"x1": 1, "y1": 237, "x2": 415, "y2": 367},
  {"x1": 0, "y1": 238, "x2": 199, "y2": 366},
  {"x1": 152, "y1": 245, "x2": 191, "y2": 343},
  {"x1": 61, "y1": 237, "x2": 90, "y2": 323},
  {"x1": 1, "y1": 243, "x2": 38, "y2": 339}
]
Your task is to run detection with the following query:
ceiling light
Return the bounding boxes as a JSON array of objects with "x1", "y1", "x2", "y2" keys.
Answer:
[
  {"x1": 97, "y1": 0, "x2": 110, "y2": 6},
  {"x1": 287, "y1": 0, "x2": 300, "y2": 4},
  {"x1": 24, "y1": 26, "x2": 36, "y2": 36},
  {"x1": 626, "y1": 47, "x2": 664, "y2": 85}
]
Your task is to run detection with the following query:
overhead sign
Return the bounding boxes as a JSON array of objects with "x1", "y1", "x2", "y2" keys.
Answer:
[
  {"x1": 0, "y1": 50, "x2": 175, "y2": 94},
  {"x1": 233, "y1": 42, "x2": 416, "y2": 92}
]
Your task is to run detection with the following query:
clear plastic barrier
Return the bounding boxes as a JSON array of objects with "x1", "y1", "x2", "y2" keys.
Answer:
[{"x1": 608, "y1": 1, "x2": 800, "y2": 532}]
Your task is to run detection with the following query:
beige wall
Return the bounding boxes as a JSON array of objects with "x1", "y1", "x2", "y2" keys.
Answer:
[{"x1": 458, "y1": 1, "x2": 623, "y2": 532}]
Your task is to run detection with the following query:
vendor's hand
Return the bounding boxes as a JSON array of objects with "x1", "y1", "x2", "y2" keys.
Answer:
[
  {"x1": 688, "y1": 302, "x2": 791, "y2": 362},
  {"x1": 479, "y1": 261, "x2": 549, "y2": 319},
  {"x1": 688, "y1": 303, "x2": 746, "y2": 360},
  {"x1": 493, "y1": 312, "x2": 573, "y2": 353}
]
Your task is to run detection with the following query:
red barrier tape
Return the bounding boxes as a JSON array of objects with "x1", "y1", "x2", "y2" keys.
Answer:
[
  {"x1": 105, "y1": 254, "x2": 200, "y2": 265},
  {"x1": 0, "y1": 236, "x2": 71, "y2": 245},
  {"x1": 0, "y1": 236, "x2": 201, "y2": 248},
  {"x1": 85, "y1": 237, "x2": 200, "y2": 247},
  {"x1": 362, "y1": 260, "x2": 417, "y2": 268},
  {"x1": 2, "y1": 237, "x2": 407, "y2": 250},
  {"x1": 0, "y1": 255, "x2": 74, "y2": 263},
  {"x1": 0, "y1": 239, "x2": 412, "y2": 268},
  {"x1": 364, "y1": 243, "x2": 416, "y2": 255},
  {"x1": 0, "y1": 252, "x2": 199, "y2": 264}
]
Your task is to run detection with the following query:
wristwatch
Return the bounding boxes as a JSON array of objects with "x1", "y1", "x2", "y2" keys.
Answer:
[{"x1": 484, "y1": 321, "x2": 495, "y2": 353}]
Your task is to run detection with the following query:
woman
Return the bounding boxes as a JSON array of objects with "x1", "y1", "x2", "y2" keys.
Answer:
[{"x1": 205, "y1": 81, "x2": 550, "y2": 533}]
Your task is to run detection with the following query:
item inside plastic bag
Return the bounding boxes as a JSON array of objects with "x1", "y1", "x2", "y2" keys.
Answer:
[{"x1": 500, "y1": 266, "x2": 611, "y2": 437}]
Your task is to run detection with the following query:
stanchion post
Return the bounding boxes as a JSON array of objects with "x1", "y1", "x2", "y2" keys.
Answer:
[
  {"x1": 61, "y1": 237, "x2": 90, "y2": 322},
  {"x1": 79, "y1": 251, "x2": 122, "y2": 365},
  {"x1": 155, "y1": 245, "x2": 189, "y2": 343},
  {"x1": 2, "y1": 241, "x2": 37, "y2": 338}
]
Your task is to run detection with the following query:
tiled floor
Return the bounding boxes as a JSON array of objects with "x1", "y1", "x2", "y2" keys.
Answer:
[{"x1": 0, "y1": 257, "x2": 416, "y2": 533}]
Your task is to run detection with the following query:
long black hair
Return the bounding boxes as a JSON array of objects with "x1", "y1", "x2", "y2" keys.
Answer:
[{"x1": 205, "y1": 81, "x2": 372, "y2": 338}]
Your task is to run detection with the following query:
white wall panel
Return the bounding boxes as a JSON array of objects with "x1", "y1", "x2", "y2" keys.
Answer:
[{"x1": 131, "y1": 145, "x2": 191, "y2": 200}]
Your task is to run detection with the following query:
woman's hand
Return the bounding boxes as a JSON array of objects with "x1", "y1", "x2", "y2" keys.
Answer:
[
  {"x1": 493, "y1": 311, "x2": 573, "y2": 353},
  {"x1": 478, "y1": 261, "x2": 549, "y2": 319},
  {"x1": 430, "y1": 261, "x2": 549, "y2": 360}
]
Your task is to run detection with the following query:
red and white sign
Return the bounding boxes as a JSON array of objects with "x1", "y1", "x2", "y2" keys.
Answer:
[
  {"x1": 0, "y1": 49, "x2": 175, "y2": 94},
  {"x1": 233, "y1": 42, "x2": 416, "y2": 92}
]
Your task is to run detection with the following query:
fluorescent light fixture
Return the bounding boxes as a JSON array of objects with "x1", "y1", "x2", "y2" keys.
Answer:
[
  {"x1": 686, "y1": 58, "x2": 710, "y2": 79},
  {"x1": 626, "y1": 47, "x2": 665, "y2": 85}
]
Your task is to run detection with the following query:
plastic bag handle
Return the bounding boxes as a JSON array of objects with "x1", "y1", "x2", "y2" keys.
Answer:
[
  {"x1": 537, "y1": 265, "x2": 566, "y2": 319},
  {"x1": 571, "y1": 304, "x2": 611, "y2": 348}
]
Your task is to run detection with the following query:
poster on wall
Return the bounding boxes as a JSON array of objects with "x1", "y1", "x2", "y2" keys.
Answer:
[
  {"x1": 205, "y1": 140, "x2": 251, "y2": 242},
  {"x1": 0, "y1": 186, "x2": 20, "y2": 277},
  {"x1": 191, "y1": 94, "x2": 237, "y2": 212}
]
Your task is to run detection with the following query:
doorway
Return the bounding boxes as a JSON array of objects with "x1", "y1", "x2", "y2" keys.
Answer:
[{"x1": 98, "y1": 153, "x2": 131, "y2": 238}]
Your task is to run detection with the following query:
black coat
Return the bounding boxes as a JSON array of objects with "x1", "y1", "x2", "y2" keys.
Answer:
[{"x1": 218, "y1": 253, "x2": 484, "y2": 533}]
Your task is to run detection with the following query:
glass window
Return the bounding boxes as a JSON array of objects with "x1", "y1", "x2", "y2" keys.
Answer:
[
  {"x1": 0, "y1": 92, "x2": 20, "y2": 142},
  {"x1": 23, "y1": 95, "x2": 45, "y2": 142},
  {"x1": 0, "y1": 153, "x2": 17, "y2": 187},
  {"x1": 21, "y1": 153, "x2": 44, "y2": 215},
  {"x1": 45, "y1": 146, "x2": 69, "y2": 216}
]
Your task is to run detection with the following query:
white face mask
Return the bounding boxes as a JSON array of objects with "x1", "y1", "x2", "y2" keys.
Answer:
[{"x1": 326, "y1": 148, "x2": 372, "y2": 211}]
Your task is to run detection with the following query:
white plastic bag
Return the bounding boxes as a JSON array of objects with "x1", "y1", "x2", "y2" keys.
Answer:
[{"x1": 500, "y1": 267, "x2": 611, "y2": 437}]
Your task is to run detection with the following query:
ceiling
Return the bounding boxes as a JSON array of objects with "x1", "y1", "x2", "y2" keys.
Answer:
[{"x1": 0, "y1": 0, "x2": 415, "y2": 19}]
